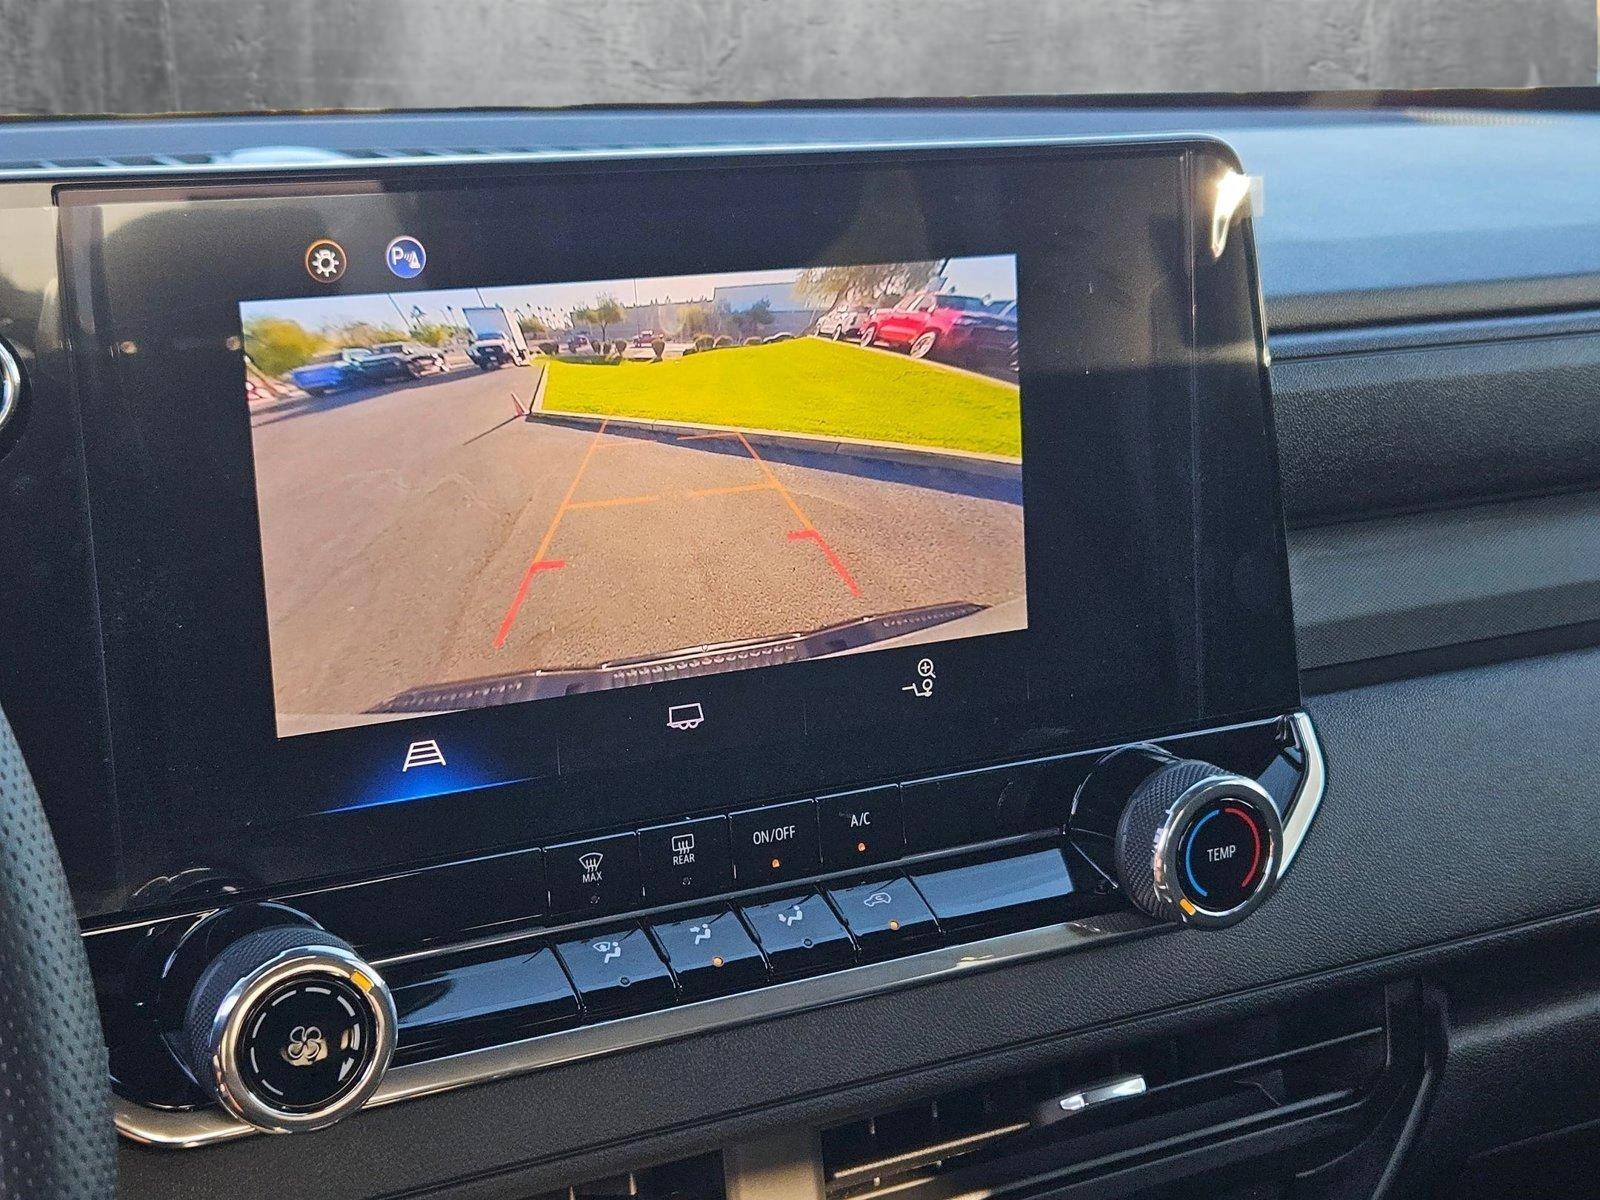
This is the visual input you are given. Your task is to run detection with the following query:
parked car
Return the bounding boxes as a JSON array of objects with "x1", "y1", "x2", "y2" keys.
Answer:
[
  {"x1": 860, "y1": 292, "x2": 1016, "y2": 366},
  {"x1": 631, "y1": 329, "x2": 656, "y2": 347},
  {"x1": 988, "y1": 300, "x2": 1019, "y2": 373},
  {"x1": 815, "y1": 305, "x2": 871, "y2": 340},
  {"x1": 288, "y1": 347, "x2": 373, "y2": 395},
  {"x1": 356, "y1": 341, "x2": 448, "y2": 382},
  {"x1": 568, "y1": 334, "x2": 593, "y2": 353}
]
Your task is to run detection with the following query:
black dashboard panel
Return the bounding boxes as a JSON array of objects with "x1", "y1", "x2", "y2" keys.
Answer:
[
  {"x1": 111, "y1": 646, "x2": 1600, "y2": 1198},
  {"x1": 1, "y1": 100, "x2": 1597, "y2": 1199},
  {"x1": 0, "y1": 132, "x2": 1325, "y2": 1163}
]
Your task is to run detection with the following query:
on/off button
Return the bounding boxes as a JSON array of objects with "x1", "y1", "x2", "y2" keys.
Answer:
[{"x1": 730, "y1": 800, "x2": 820, "y2": 885}]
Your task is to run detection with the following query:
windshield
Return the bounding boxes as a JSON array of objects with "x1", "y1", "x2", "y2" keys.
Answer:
[{"x1": 935, "y1": 295, "x2": 988, "y2": 312}]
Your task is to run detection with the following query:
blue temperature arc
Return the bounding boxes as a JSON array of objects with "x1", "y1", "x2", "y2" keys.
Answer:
[{"x1": 1183, "y1": 808, "x2": 1222, "y2": 898}]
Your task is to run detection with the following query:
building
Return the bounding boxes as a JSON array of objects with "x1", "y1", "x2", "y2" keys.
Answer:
[{"x1": 709, "y1": 281, "x2": 822, "y2": 336}]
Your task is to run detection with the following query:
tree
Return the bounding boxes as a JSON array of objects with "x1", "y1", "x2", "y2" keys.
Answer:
[
  {"x1": 517, "y1": 312, "x2": 548, "y2": 340},
  {"x1": 329, "y1": 321, "x2": 406, "y2": 349},
  {"x1": 678, "y1": 304, "x2": 716, "y2": 340},
  {"x1": 793, "y1": 261, "x2": 943, "y2": 317},
  {"x1": 591, "y1": 295, "x2": 625, "y2": 344},
  {"x1": 242, "y1": 316, "x2": 325, "y2": 377},
  {"x1": 727, "y1": 298, "x2": 776, "y2": 339},
  {"x1": 410, "y1": 322, "x2": 452, "y2": 347}
]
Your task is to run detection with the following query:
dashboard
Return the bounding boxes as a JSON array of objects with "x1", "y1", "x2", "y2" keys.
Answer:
[{"x1": 2, "y1": 97, "x2": 1599, "y2": 1200}]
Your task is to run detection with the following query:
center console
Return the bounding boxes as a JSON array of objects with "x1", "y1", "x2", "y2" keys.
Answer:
[{"x1": 7, "y1": 136, "x2": 1314, "y2": 1148}]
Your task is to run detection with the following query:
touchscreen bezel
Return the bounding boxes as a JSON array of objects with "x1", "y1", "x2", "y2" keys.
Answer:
[{"x1": 59, "y1": 138, "x2": 1298, "y2": 919}]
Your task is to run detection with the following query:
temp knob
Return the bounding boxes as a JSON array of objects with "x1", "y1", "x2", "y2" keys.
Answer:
[
  {"x1": 1112, "y1": 757, "x2": 1282, "y2": 929},
  {"x1": 182, "y1": 926, "x2": 396, "y2": 1133}
]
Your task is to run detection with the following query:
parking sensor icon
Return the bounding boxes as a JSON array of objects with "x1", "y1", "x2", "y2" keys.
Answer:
[{"x1": 385, "y1": 235, "x2": 426, "y2": 280}]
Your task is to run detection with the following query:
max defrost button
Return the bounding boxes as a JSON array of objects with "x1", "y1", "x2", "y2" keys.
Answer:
[
  {"x1": 554, "y1": 927, "x2": 674, "y2": 1017},
  {"x1": 545, "y1": 833, "x2": 641, "y2": 917},
  {"x1": 730, "y1": 800, "x2": 819, "y2": 885}
]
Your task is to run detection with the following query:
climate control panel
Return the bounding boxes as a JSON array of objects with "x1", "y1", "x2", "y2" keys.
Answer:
[{"x1": 92, "y1": 712, "x2": 1323, "y2": 1147}]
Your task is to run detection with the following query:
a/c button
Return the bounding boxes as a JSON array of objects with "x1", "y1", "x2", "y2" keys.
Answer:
[{"x1": 730, "y1": 800, "x2": 819, "y2": 885}]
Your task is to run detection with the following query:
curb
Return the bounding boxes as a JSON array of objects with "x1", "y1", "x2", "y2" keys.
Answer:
[
  {"x1": 526, "y1": 361, "x2": 549, "y2": 414},
  {"x1": 529, "y1": 408, "x2": 1022, "y2": 477}
]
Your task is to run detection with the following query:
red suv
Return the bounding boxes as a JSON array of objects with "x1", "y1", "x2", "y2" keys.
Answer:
[{"x1": 860, "y1": 291, "x2": 1016, "y2": 368}]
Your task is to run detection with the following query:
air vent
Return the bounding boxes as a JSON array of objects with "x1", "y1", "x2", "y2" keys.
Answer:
[
  {"x1": 530, "y1": 1151, "x2": 725, "y2": 1200},
  {"x1": 821, "y1": 982, "x2": 1424, "y2": 1200}
]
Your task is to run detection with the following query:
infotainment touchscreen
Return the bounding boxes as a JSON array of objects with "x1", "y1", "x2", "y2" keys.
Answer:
[
  {"x1": 240, "y1": 258, "x2": 1025, "y2": 737},
  {"x1": 58, "y1": 140, "x2": 1298, "y2": 915}
]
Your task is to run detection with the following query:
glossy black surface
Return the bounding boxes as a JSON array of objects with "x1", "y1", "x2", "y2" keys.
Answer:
[
  {"x1": 284, "y1": 847, "x2": 547, "y2": 952},
  {"x1": 908, "y1": 848, "x2": 1077, "y2": 935},
  {"x1": 391, "y1": 948, "x2": 578, "y2": 1059},
  {"x1": 32, "y1": 140, "x2": 1293, "y2": 918},
  {"x1": 649, "y1": 910, "x2": 767, "y2": 999},
  {"x1": 827, "y1": 876, "x2": 939, "y2": 959},
  {"x1": 901, "y1": 762, "x2": 1048, "y2": 853},
  {"x1": 740, "y1": 892, "x2": 856, "y2": 978},
  {"x1": 553, "y1": 926, "x2": 675, "y2": 1017}
]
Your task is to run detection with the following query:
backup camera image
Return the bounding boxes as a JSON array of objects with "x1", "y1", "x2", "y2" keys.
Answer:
[{"x1": 242, "y1": 256, "x2": 1025, "y2": 736}]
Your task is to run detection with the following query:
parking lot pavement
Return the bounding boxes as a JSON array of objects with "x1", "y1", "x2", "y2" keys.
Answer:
[{"x1": 251, "y1": 362, "x2": 1024, "y2": 731}]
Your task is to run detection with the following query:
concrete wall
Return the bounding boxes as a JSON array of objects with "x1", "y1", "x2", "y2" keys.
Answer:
[{"x1": 1, "y1": 0, "x2": 1594, "y2": 116}]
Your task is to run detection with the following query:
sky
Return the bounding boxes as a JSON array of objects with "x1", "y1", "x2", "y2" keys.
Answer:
[{"x1": 240, "y1": 255, "x2": 1017, "y2": 332}]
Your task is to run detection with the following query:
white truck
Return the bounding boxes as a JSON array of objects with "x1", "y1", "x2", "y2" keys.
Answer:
[{"x1": 462, "y1": 305, "x2": 531, "y2": 369}]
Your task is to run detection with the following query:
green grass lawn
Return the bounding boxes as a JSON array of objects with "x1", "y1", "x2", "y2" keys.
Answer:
[{"x1": 542, "y1": 338, "x2": 1020, "y2": 458}]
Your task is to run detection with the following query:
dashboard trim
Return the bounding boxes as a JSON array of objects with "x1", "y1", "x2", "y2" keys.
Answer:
[
  {"x1": 9, "y1": 131, "x2": 1222, "y2": 185},
  {"x1": 110, "y1": 711, "x2": 1324, "y2": 1150}
]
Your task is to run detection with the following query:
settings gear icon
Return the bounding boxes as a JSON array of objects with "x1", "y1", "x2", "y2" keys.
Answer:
[{"x1": 304, "y1": 238, "x2": 347, "y2": 283}]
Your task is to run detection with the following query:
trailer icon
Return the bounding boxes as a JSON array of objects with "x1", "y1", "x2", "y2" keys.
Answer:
[{"x1": 666, "y1": 702, "x2": 706, "y2": 731}]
